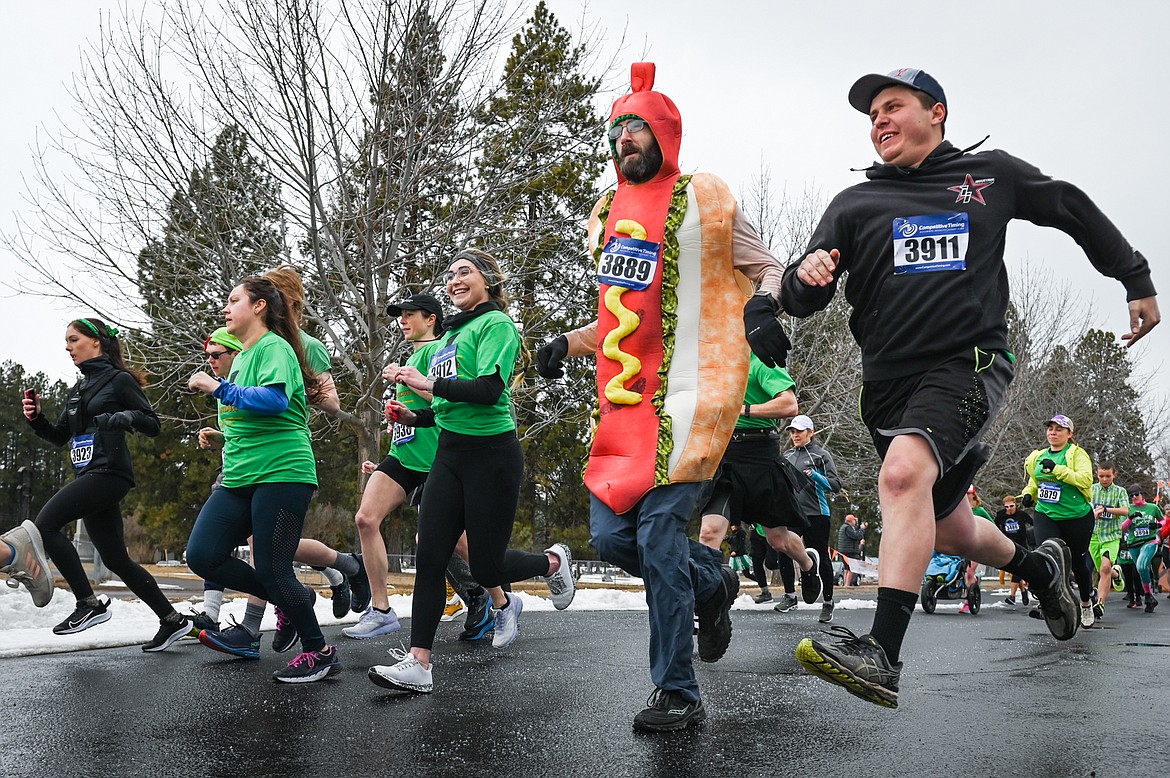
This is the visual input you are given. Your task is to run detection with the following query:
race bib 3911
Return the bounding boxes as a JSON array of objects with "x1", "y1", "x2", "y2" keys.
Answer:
[{"x1": 892, "y1": 213, "x2": 969, "y2": 274}]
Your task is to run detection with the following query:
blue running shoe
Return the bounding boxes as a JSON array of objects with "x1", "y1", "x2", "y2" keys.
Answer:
[
  {"x1": 349, "y1": 554, "x2": 372, "y2": 614},
  {"x1": 199, "y1": 618, "x2": 261, "y2": 659},
  {"x1": 459, "y1": 592, "x2": 493, "y2": 641},
  {"x1": 185, "y1": 611, "x2": 219, "y2": 638}
]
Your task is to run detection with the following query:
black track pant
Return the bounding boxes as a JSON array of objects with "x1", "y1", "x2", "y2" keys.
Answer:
[
  {"x1": 35, "y1": 473, "x2": 175, "y2": 617},
  {"x1": 411, "y1": 430, "x2": 550, "y2": 651}
]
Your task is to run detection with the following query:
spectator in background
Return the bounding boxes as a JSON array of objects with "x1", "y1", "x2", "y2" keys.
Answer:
[{"x1": 838, "y1": 514, "x2": 867, "y2": 586}]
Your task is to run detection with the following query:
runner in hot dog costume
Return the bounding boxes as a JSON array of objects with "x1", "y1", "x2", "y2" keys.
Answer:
[{"x1": 536, "y1": 63, "x2": 788, "y2": 732}]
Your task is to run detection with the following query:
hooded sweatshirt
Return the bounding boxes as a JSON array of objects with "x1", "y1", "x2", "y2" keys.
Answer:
[{"x1": 781, "y1": 141, "x2": 1155, "y2": 381}]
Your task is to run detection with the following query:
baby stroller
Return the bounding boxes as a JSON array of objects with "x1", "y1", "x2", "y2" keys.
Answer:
[{"x1": 920, "y1": 551, "x2": 980, "y2": 614}]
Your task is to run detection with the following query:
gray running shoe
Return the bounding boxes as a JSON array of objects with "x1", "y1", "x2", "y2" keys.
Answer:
[
  {"x1": 1, "y1": 520, "x2": 54, "y2": 607},
  {"x1": 773, "y1": 593, "x2": 799, "y2": 613},
  {"x1": 818, "y1": 600, "x2": 835, "y2": 623},
  {"x1": 491, "y1": 594, "x2": 523, "y2": 649},
  {"x1": 753, "y1": 590, "x2": 773, "y2": 604},
  {"x1": 796, "y1": 626, "x2": 901, "y2": 708},
  {"x1": 1030, "y1": 538, "x2": 1079, "y2": 640},
  {"x1": 343, "y1": 606, "x2": 401, "y2": 639},
  {"x1": 543, "y1": 542, "x2": 576, "y2": 610}
]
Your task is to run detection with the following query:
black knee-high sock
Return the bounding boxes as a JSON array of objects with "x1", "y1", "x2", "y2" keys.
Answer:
[
  {"x1": 1001, "y1": 544, "x2": 1052, "y2": 589},
  {"x1": 869, "y1": 587, "x2": 918, "y2": 665}
]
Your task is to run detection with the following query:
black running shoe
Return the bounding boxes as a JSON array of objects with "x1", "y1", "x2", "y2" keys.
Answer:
[
  {"x1": 272, "y1": 606, "x2": 299, "y2": 654},
  {"x1": 632, "y1": 688, "x2": 707, "y2": 732},
  {"x1": 459, "y1": 592, "x2": 494, "y2": 641},
  {"x1": 142, "y1": 614, "x2": 190, "y2": 653},
  {"x1": 53, "y1": 596, "x2": 112, "y2": 635},
  {"x1": 695, "y1": 566, "x2": 737, "y2": 663},
  {"x1": 349, "y1": 554, "x2": 372, "y2": 614},
  {"x1": 796, "y1": 625, "x2": 901, "y2": 708},
  {"x1": 1145, "y1": 594, "x2": 1159, "y2": 613},
  {"x1": 330, "y1": 577, "x2": 352, "y2": 619},
  {"x1": 1030, "y1": 539, "x2": 1079, "y2": 641},
  {"x1": 800, "y1": 548, "x2": 823, "y2": 604}
]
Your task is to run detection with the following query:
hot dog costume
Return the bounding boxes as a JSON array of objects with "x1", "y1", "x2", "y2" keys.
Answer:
[{"x1": 565, "y1": 63, "x2": 778, "y2": 514}]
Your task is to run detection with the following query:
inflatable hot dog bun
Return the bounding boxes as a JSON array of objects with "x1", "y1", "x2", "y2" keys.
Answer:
[{"x1": 584, "y1": 63, "x2": 751, "y2": 514}]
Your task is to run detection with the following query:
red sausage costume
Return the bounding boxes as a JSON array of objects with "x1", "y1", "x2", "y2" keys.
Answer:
[{"x1": 565, "y1": 64, "x2": 783, "y2": 513}]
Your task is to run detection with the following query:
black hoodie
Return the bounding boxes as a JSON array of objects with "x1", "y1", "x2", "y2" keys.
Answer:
[
  {"x1": 781, "y1": 141, "x2": 1155, "y2": 381},
  {"x1": 28, "y1": 356, "x2": 160, "y2": 484}
]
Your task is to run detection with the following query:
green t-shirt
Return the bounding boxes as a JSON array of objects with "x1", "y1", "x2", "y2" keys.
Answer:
[
  {"x1": 1032, "y1": 445, "x2": 1090, "y2": 520},
  {"x1": 429, "y1": 309, "x2": 520, "y2": 436},
  {"x1": 299, "y1": 331, "x2": 332, "y2": 376},
  {"x1": 219, "y1": 331, "x2": 317, "y2": 487},
  {"x1": 1090, "y1": 483, "x2": 1129, "y2": 542},
  {"x1": 389, "y1": 340, "x2": 441, "y2": 473},
  {"x1": 1126, "y1": 502, "x2": 1163, "y2": 548},
  {"x1": 736, "y1": 354, "x2": 795, "y2": 431},
  {"x1": 972, "y1": 506, "x2": 994, "y2": 522}
]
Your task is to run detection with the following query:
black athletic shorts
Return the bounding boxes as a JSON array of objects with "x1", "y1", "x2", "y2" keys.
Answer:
[
  {"x1": 860, "y1": 347, "x2": 1014, "y2": 520},
  {"x1": 700, "y1": 437, "x2": 808, "y2": 530},
  {"x1": 374, "y1": 454, "x2": 428, "y2": 495}
]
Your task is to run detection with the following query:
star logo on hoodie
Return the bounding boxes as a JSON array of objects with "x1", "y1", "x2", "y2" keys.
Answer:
[{"x1": 948, "y1": 174, "x2": 994, "y2": 205}]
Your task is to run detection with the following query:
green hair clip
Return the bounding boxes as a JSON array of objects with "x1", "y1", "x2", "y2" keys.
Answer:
[{"x1": 78, "y1": 319, "x2": 118, "y2": 338}]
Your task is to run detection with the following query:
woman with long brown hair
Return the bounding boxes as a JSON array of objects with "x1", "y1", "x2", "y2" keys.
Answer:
[{"x1": 22, "y1": 317, "x2": 190, "y2": 651}]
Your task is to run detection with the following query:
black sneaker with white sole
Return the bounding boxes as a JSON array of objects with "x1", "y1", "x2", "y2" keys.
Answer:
[
  {"x1": 1030, "y1": 538, "x2": 1079, "y2": 641},
  {"x1": 53, "y1": 596, "x2": 112, "y2": 635},
  {"x1": 800, "y1": 548, "x2": 822, "y2": 604},
  {"x1": 142, "y1": 614, "x2": 190, "y2": 652},
  {"x1": 632, "y1": 688, "x2": 707, "y2": 732},
  {"x1": 695, "y1": 566, "x2": 737, "y2": 663}
]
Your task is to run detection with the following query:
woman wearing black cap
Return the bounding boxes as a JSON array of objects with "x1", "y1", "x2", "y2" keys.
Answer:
[
  {"x1": 369, "y1": 249, "x2": 576, "y2": 694},
  {"x1": 22, "y1": 317, "x2": 190, "y2": 651}
]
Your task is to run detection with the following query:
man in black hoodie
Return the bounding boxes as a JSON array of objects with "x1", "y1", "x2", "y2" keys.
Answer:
[{"x1": 784, "y1": 68, "x2": 1160, "y2": 708}]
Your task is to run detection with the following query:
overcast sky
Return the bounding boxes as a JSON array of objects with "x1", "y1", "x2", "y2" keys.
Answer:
[{"x1": 1, "y1": 1, "x2": 1165, "y2": 424}]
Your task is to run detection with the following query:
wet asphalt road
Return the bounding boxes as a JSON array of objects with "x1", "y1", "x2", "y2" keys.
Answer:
[{"x1": 2, "y1": 596, "x2": 1167, "y2": 778}]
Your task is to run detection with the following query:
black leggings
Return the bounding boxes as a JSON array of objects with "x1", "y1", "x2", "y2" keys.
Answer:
[
  {"x1": 411, "y1": 430, "x2": 550, "y2": 651},
  {"x1": 186, "y1": 483, "x2": 322, "y2": 651},
  {"x1": 35, "y1": 473, "x2": 175, "y2": 617},
  {"x1": 1032, "y1": 509, "x2": 1095, "y2": 602}
]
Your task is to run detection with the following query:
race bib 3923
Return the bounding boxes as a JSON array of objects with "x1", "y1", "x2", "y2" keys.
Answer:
[
  {"x1": 70, "y1": 434, "x2": 95, "y2": 470},
  {"x1": 892, "y1": 213, "x2": 969, "y2": 274}
]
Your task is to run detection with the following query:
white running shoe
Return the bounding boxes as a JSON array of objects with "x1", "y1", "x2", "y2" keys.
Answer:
[
  {"x1": 1, "y1": 520, "x2": 54, "y2": 608},
  {"x1": 368, "y1": 648, "x2": 433, "y2": 693},
  {"x1": 492, "y1": 594, "x2": 523, "y2": 649},
  {"x1": 1080, "y1": 602, "x2": 1095, "y2": 628},
  {"x1": 343, "y1": 606, "x2": 401, "y2": 639},
  {"x1": 543, "y1": 542, "x2": 576, "y2": 610}
]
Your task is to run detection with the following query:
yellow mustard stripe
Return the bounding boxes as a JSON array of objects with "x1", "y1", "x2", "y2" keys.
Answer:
[{"x1": 601, "y1": 219, "x2": 647, "y2": 406}]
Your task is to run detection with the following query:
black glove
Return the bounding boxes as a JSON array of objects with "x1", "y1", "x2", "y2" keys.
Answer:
[
  {"x1": 1040, "y1": 458, "x2": 1056, "y2": 473},
  {"x1": 94, "y1": 411, "x2": 134, "y2": 431},
  {"x1": 1019, "y1": 493, "x2": 1035, "y2": 509},
  {"x1": 535, "y1": 335, "x2": 568, "y2": 379},
  {"x1": 743, "y1": 294, "x2": 791, "y2": 368}
]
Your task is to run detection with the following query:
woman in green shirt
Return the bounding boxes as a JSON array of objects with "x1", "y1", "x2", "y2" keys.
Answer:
[
  {"x1": 1021, "y1": 414, "x2": 1097, "y2": 627},
  {"x1": 369, "y1": 249, "x2": 575, "y2": 694},
  {"x1": 186, "y1": 276, "x2": 336, "y2": 682}
]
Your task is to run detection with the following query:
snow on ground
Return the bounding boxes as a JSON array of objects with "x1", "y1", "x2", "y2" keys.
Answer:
[{"x1": 1, "y1": 580, "x2": 1005, "y2": 658}]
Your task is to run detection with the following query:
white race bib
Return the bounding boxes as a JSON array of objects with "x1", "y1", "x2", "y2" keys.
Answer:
[
  {"x1": 598, "y1": 235, "x2": 659, "y2": 291},
  {"x1": 1004, "y1": 519, "x2": 1020, "y2": 533},
  {"x1": 1038, "y1": 483, "x2": 1062, "y2": 504},
  {"x1": 429, "y1": 343, "x2": 458, "y2": 381},
  {"x1": 391, "y1": 422, "x2": 415, "y2": 446},
  {"x1": 892, "y1": 213, "x2": 969, "y2": 274},
  {"x1": 1133, "y1": 526, "x2": 1151, "y2": 539},
  {"x1": 70, "y1": 434, "x2": 95, "y2": 470}
]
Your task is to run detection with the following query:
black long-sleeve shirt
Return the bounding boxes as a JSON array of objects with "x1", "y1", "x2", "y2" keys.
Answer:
[{"x1": 27, "y1": 356, "x2": 159, "y2": 485}]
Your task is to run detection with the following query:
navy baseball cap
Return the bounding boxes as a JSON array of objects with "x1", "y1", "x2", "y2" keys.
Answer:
[
  {"x1": 386, "y1": 293, "x2": 444, "y2": 328},
  {"x1": 848, "y1": 68, "x2": 947, "y2": 114}
]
